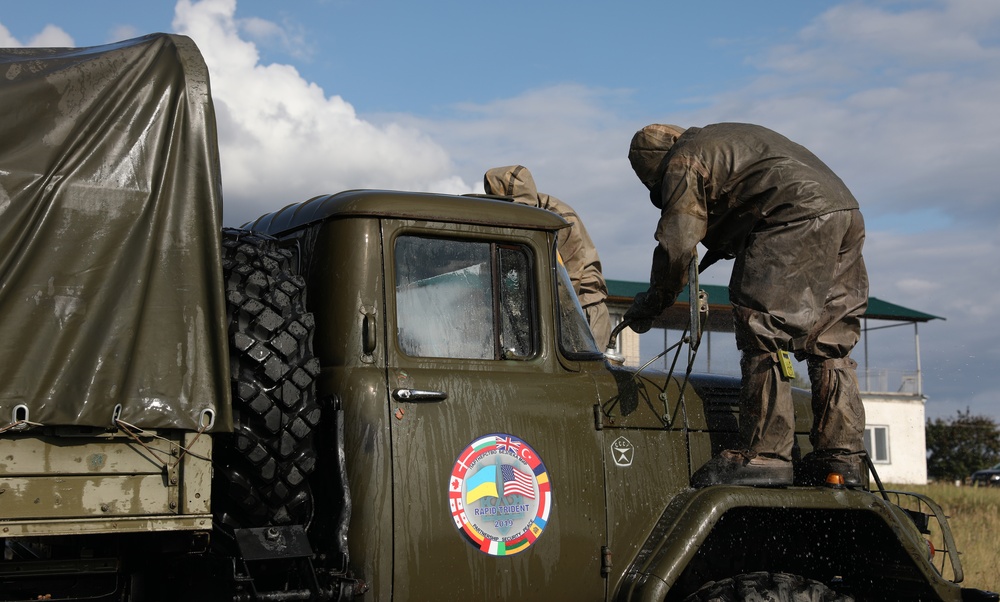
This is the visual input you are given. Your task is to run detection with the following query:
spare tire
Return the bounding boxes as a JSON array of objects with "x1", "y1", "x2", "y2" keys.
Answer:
[{"x1": 213, "y1": 228, "x2": 321, "y2": 528}]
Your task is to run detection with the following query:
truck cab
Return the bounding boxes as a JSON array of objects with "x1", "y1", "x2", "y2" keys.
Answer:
[{"x1": 249, "y1": 191, "x2": 623, "y2": 599}]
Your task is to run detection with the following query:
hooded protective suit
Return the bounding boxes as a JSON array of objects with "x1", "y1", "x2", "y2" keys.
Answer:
[
  {"x1": 484, "y1": 166, "x2": 611, "y2": 347},
  {"x1": 626, "y1": 123, "x2": 868, "y2": 482}
]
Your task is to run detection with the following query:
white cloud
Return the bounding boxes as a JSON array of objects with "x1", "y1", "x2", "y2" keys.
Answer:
[
  {"x1": 109, "y1": 25, "x2": 142, "y2": 45},
  {"x1": 30, "y1": 24, "x2": 75, "y2": 47},
  {"x1": 895, "y1": 278, "x2": 941, "y2": 297},
  {"x1": 238, "y1": 15, "x2": 310, "y2": 60},
  {"x1": 693, "y1": 2, "x2": 1000, "y2": 232},
  {"x1": 0, "y1": 22, "x2": 74, "y2": 47},
  {"x1": 171, "y1": 0, "x2": 475, "y2": 225},
  {"x1": 0, "y1": 23, "x2": 17, "y2": 47},
  {"x1": 764, "y1": 1, "x2": 1000, "y2": 76},
  {"x1": 238, "y1": 16, "x2": 283, "y2": 41}
]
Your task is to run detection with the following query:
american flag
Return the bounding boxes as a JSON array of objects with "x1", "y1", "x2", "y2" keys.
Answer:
[{"x1": 501, "y1": 465, "x2": 535, "y2": 499}]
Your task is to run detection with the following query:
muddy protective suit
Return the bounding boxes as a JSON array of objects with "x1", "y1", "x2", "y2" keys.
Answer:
[
  {"x1": 484, "y1": 166, "x2": 611, "y2": 347},
  {"x1": 626, "y1": 123, "x2": 868, "y2": 478}
]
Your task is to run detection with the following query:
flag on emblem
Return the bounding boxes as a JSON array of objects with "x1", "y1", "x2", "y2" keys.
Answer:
[
  {"x1": 501, "y1": 464, "x2": 535, "y2": 499},
  {"x1": 466, "y1": 465, "x2": 499, "y2": 504},
  {"x1": 495, "y1": 435, "x2": 522, "y2": 452}
]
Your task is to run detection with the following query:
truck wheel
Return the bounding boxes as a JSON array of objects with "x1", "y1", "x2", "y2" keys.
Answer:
[
  {"x1": 214, "y1": 228, "x2": 322, "y2": 528},
  {"x1": 684, "y1": 572, "x2": 853, "y2": 602}
]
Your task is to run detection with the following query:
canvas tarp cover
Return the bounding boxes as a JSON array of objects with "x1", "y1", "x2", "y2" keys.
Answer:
[{"x1": 0, "y1": 34, "x2": 232, "y2": 432}]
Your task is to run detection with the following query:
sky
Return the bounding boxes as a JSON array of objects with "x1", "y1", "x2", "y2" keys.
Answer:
[{"x1": 2, "y1": 0, "x2": 998, "y2": 423}]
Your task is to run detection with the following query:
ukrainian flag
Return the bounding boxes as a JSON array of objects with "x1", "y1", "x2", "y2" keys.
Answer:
[{"x1": 466, "y1": 465, "x2": 498, "y2": 504}]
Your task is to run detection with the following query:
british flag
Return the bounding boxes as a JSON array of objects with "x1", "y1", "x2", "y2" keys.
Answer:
[
  {"x1": 495, "y1": 435, "x2": 522, "y2": 453},
  {"x1": 501, "y1": 464, "x2": 535, "y2": 499}
]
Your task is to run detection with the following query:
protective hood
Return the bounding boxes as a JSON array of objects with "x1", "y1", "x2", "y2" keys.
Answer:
[
  {"x1": 482, "y1": 164, "x2": 607, "y2": 310},
  {"x1": 483, "y1": 165, "x2": 542, "y2": 208},
  {"x1": 628, "y1": 124, "x2": 686, "y2": 190}
]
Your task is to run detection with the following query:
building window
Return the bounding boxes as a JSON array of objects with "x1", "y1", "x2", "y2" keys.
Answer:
[{"x1": 864, "y1": 425, "x2": 890, "y2": 463}]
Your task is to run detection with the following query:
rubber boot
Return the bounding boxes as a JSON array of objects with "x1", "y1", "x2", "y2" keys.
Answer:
[
  {"x1": 797, "y1": 449, "x2": 867, "y2": 487},
  {"x1": 691, "y1": 450, "x2": 793, "y2": 488},
  {"x1": 690, "y1": 352, "x2": 796, "y2": 488},
  {"x1": 795, "y1": 356, "x2": 867, "y2": 487}
]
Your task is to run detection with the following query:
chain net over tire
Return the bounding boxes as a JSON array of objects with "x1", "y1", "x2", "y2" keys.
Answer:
[{"x1": 213, "y1": 228, "x2": 321, "y2": 528}]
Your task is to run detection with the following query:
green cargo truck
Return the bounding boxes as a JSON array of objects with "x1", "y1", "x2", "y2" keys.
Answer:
[{"x1": 0, "y1": 33, "x2": 995, "y2": 602}]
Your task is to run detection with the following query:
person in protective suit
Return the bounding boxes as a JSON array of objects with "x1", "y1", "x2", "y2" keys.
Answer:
[
  {"x1": 484, "y1": 165, "x2": 611, "y2": 347},
  {"x1": 624, "y1": 123, "x2": 869, "y2": 487}
]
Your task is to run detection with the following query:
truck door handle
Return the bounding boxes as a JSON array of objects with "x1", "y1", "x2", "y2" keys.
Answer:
[
  {"x1": 362, "y1": 309, "x2": 377, "y2": 355},
  {"x1": 392, "y1": 388, "x2": 448, "y2": 403}
]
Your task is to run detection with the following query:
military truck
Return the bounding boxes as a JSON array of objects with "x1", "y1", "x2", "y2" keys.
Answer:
[{"x1": 0, "y1": 33, "x2": 995, "y2": 602}]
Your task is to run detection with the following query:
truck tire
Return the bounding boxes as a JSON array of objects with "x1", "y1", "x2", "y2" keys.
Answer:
[
  {"x1": 683, "y1": 572, "x2": 854, "y2": 602},
  {"x1": 214, "y1": 228, "x2": 322, "y2": 528}
]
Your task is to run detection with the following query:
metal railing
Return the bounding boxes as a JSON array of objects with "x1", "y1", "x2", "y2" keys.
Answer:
[{"x1": 859, "y1": 368, "x2": 921, "y2": 395}]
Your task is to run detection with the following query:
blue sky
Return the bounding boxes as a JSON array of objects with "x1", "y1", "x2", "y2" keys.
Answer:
[
  {"x1": 2, "y1": 0, "x2": 999, "y2": 423},
  {"x1": 1, "y1": 1, "x2": 837, "y2": 114}
]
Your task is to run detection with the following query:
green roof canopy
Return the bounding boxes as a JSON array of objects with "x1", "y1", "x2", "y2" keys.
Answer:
[{"x1": 606, "y1": 279, "x2": 942, "y2": 332}]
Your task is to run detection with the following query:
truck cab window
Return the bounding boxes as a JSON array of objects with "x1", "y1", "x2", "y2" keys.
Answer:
[{"x1": 394, "y1": 235, "x2": 535, "y2": 360}]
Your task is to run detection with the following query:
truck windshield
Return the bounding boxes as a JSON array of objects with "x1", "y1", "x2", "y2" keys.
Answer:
[
  {"x1": 394, "y1": 235, "x2": 535, "y2": 360},
  {"x1": 555, "y1": 259, "x2": 602, "y2": 358}
]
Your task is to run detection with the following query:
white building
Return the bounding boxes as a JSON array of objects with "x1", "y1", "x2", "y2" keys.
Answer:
[{"x1": 605, "y1": 280, "x2": 941, "y2": 485}]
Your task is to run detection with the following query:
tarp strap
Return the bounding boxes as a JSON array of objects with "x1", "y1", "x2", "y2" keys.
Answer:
[{"x1": 114, "y1": 419, "x2": 212, "y2": 468}]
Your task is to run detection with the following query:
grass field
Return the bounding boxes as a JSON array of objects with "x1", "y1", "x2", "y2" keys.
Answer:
[{"x1": 886, "y1": 483, "x2": 1000, "y2": 594}]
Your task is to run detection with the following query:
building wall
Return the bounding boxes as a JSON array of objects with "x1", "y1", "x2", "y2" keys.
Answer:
[{"x1": 861, "y1": 395, "x2": 928, "y2": 485}]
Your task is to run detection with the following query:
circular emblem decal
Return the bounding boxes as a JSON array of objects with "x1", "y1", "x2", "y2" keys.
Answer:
[{"x1": 448, "y1": 433, "x2": 551, "y2": 556}]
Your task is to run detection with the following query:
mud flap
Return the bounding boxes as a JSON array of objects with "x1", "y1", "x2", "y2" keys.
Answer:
[{"x1": 231, "y1": 525, "x2": 323, "y2": 600}]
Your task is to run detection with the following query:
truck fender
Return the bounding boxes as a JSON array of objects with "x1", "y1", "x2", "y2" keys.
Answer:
[{"x1": 619, "y1": 486, "x2": 957, "y2": 601}]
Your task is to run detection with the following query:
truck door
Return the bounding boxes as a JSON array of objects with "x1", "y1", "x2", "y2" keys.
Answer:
[{"x1": 383, "y1": 221, "x2": 608, "y2": 601}]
